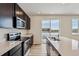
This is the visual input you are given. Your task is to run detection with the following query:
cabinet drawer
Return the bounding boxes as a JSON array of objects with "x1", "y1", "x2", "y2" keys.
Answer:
[{"x1": 9, "y1": 44, "x2": 22, "y2": 55}]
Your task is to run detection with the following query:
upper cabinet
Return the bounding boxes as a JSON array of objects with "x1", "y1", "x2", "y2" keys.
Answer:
[
  {"x1": 0, "y1": 3, "x2": 30, "y2": 30},
  {"x1": 15, "y1": 4, "x2": 25, "y2": 20},
  {"x1": 0, "y1": 3, "x2": 14, "y2": 28},
  {"x1": 26, "y1": 16, "x2": 31, "y2": 29},
  {"x1": 14, "y1": 4, "x2": 31, "y2": 29}
]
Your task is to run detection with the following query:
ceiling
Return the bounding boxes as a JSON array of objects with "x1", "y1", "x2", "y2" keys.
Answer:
[{"x1": 18, "y1": 3, "x2": 79, "y2": 16}]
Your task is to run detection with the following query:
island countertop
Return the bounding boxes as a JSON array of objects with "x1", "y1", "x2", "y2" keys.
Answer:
[
  {"x1": 47, "y1": 36, "x2": 79, "y2": 56},
  {"x1": 0, "y1": 41, "x2": 22, "y2": 56}
]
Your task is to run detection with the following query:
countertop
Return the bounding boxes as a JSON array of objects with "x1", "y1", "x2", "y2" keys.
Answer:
[
  {"x1": 47, "y1": 36, "x2": 79, "y2": 56},
  {"x1": 21, "y1": 33, "x2": 33, "y2": 37},
  {"x1": 0, "y1": 41, "x2": 22, "y2": 56}
]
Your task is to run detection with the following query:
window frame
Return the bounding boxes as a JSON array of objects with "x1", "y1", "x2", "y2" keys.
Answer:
[
  {"x1": 72, "y1": 17, "x2": 79, "y2": 35},
  {"x1": 41, "y1": 19, "x2": 60, "y2": 38}
]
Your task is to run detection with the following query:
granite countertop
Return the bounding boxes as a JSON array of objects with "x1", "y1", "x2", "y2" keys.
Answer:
[
  {"x1": 47, "y1": 36, "x2": 79, "y2": 56},
  {"x1": 0, "y1": 41, "x2": 22, "y2": 56}
]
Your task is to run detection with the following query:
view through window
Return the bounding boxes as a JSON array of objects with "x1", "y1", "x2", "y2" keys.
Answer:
[
  {"x1": 72, "y1": 17, "x2": 79, "y2": 34},
  {"x1": 50, "y1": 20, "x2": 59, "y2": 36},
  {"x1": 41, "y1": 19, "x2": 59, "y2": 43}
]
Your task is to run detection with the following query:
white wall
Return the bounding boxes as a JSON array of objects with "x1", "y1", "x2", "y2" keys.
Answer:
[
  {"x1": 30, "y1": 15, "x2": 79, "y2": 44},
  {"x1": 30, "y1": 16, "x2": 60, "y2": 44},
  {"x1": 60, "y1": 15, "x2": 79, "y2": 40},
  {"x1": 30, "y1": 16, "x2": 41, "y2": 44}
]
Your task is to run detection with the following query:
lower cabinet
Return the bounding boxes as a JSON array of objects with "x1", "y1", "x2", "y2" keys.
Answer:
[
  {"x1": 9, "y1": 44, "x2": 22, "y2": 56},
  {"x1": 2, "y1": 35, "x2": 33, "y2": 56},
  {"x1": 12, "y1": 48, "x2": 22, "y2": 56},
  {"x1": 24, "y1": 35, "x2": 33, "y2": 55},
  {"x1": 2, "y1": 52, "x2": 9, "y2": 56},
  {"x1": 46, "y1": 39, "x2": 61, "y2": 56},
  {"x1": 21, "y1": 35, "x2": 33, "y2": 56},
  {"x1": 26, "y1": 35, "x2": 33, "y2": 48},
  {"x1": 2, "y1": 43, "x2": 22, "y2": 56},
  {"x1": 29, "y1": 35, "x2": 33, "y2": 48}
]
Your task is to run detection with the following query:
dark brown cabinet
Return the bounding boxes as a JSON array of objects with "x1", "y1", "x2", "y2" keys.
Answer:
[
  {"x1": 26, "y1": 17, "x2": 31, "y2": 29},
  {"x1": 14, "y1": 4, "x2": 31, "y2": 30},
  {"x1": 14, "y1": 3, "x2": 31, "y2": 30},
  {"x1": 29, "y1": 35, "x2": 33, "y2": 47},
  {"x1": 14, "y1": 4, "x2": 20, "y2": 18},
  {"x1": 0, "y1": 3, "x2": 14, "y2": 28},
  {"x1": 9, "y1": 44, "x2": 22, "y2": 56},
  {"x1": 2, "y1": 43, "x2": 22, "y2": 56},
  {"x1": 0, "y1": 3, "x2": 31, "y2": 29},
  {"x1": 21, "y1": 35, "x2": 33, "y2": 56},
  {"x1": 15, "y1": 4, "x2": 25, "y2": 20},
  {"x1": 12, "y1": 48, "x2": 22, "y2": 56},
  {"x1": 26, "y1": 35, "x2": 33, "y2": 48}
]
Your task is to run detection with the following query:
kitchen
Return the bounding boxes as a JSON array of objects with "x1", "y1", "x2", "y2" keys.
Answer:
[
  {"x1": 0, "y1": 3, "x2": 79, "y2": 56},
  {"x1": 0, "y1": 3, "x2": 33, "y2": 56}
]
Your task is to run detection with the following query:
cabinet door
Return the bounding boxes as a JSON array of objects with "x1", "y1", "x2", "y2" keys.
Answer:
[
  {"x1": 23, "y1": 13, "x2": 27, "y2": 29},
  {"x1": 26, "y1": 36, "x2": 33, "y2": 48},
  {"x1": 30, "y1": 35, "x2": 33, "y2": 47},
  {"x1": 0, "y1": 3, "x2": 14, "y2": 28},
  {"x1": 12, "y1": 48, "x2": 22, "y2": 56},
  {"x1": 27, "y1": 17, "x2": 30, "y2": 29},
  {"x1": 15, "y1": 4, "x2": 20, "y2": 17},
  {"x1": 9, "y1": 44, "x2": 22, "y2": 56},
  {"x1": 15, "y1": 4, "x2": 24, "y2": 20},
  {"x1": 19, "y1": 7, "x2": 24, "y2": 20}
]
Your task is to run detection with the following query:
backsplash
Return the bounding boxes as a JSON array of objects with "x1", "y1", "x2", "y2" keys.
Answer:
[{"x1": 0, "y1": 28, "x2": 28, "y2": 42}]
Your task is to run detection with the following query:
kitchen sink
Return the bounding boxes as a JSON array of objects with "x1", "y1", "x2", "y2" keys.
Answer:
[{"x1": 49, "y1": 37, "x2": 60, "y2": 41}]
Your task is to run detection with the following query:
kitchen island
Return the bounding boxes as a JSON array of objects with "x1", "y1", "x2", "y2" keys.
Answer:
[{"x1": 46, "y1": 36, "x2": 79, "y2": 56}]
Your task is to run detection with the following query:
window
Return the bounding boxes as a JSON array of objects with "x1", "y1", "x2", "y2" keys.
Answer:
[
  {"x1": 41, "y1": 19, "x2": 59, "y2": 39},
  {"x1": 50, "y1": 20, "x2": 59, "y2": 38},
  {"x1": 42, "y1": 20, "x2": 50, "y2": 32},
  {"x1": 51, "y1": 20, "x2": 59, "y2": 33},
  {"x1": 41, "y1": 20, "x2": 50, "y2": 39},
  {"x1": 72, "y1": 17, "x2": 79, "y2": 34}
]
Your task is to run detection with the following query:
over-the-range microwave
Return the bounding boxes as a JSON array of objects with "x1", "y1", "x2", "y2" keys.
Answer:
[{"x1": 13, "y1": 17, "x2": 26, "y2": 29}]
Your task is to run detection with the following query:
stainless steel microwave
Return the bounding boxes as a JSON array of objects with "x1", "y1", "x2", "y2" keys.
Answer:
[{"x1": 13, "y1": 17, "x2": 26, "y2": 29}]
